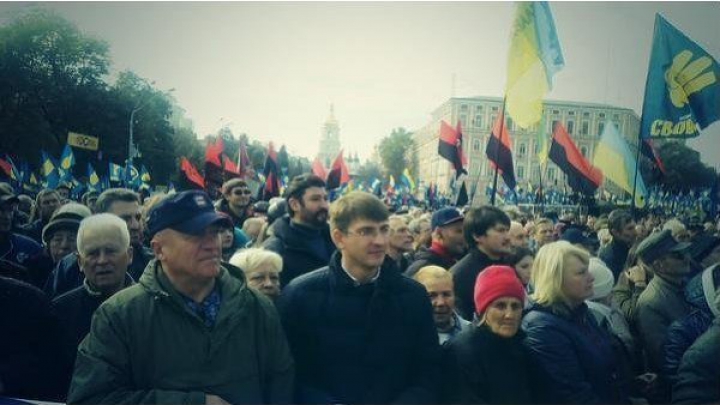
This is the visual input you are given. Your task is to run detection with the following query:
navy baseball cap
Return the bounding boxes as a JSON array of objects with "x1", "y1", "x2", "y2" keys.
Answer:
[
  {"x1": 147, "y1": 191, "x2": 232, "y2": 238},
  {"x1": 431, "y1": 207, "x2": 464, "y2": 230}
]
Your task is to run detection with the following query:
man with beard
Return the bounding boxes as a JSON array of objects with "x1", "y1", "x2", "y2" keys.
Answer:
[
  {"x1": 386, "y1": 215, "x2": 413, "y2": 273},
  {"x1": 44, "y1": 188, "x2": 154, "y2": 298},
  {"x1": 264, "y1": 174, "x2": 334, "y2": 287},
  {"x1": 451, "y1": 206, "x2": 512, "y2": 320},
  {"x1": 215, "y1": 179, "x2": 254, "y2": 228},
  {"x1": 413, "y1": 265, "x2": 470, "y2": 345},
  {"x1": 405, "y1": 207, "x2": 466, "y2": 277}
]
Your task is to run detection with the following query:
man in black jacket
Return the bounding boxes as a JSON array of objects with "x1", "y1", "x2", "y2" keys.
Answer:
[
  {"x1": 263, "y1": 174, "x2": 335, "y2": 287},
  {"x1": 451, "y1": 205, "x2": 511, "y2": 320},
  {"x1": 599, "y1": 209, "x2": 637, "y2": 280},
  {"x1": 279, "y1": 191, "x2": 441, "y2": 404},
  {"x1": 405, "y1": 207, "x2": 466, "y2": 277}
]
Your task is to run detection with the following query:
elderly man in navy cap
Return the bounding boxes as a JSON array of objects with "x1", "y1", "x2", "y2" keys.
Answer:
[
  {"x1": 634, "y1": 229, "x2": 692, "y2": 383},
  {"x1": 404, "y1": 207, "x2": 467, "y2": 277},
  {"x1": 68, "y1": 190, "x2": 294, "y2": 405}
]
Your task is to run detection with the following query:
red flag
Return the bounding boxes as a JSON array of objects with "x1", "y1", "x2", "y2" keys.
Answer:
[
  {"x1": 205, "y1": 137, "x2": 224, "y2": 168},
  {"x1": 223, "y1": 153, "x2": 240, "y2": 176},
  {"x1": 312, "y1": 157, "x2": 327, "y2": 179},
  {"x1": 326, "y1": 150, "x2": 350, "y2": 189},
  {"x1": 485, "y1": 109, "x2": 516, "y2": 190},
  {"x1": 438, "y1": 121, "x2": 467, "y2": 175},
  {"x1": 180, "y1": 157, "x2": 205, "y2": 189},
  {"x1": 549, "y1": 122, "x2": 603, "y2": 195},
  {"x1": 641, "y1": 139, "x2": 666, "y2": 175},
  {"x1": 0, "y1": 157, "x2": 12, "y2": 178}
]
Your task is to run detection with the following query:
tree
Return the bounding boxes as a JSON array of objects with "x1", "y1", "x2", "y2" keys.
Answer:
[
  {"x1": 355, "y1": 160, "x2": 384, "y2": 185},
  {"x1": 378, "y1": 127, "x2": 416, "y2": 181},
  {"x1": 278, "y1": 145, "x2": 290, "y2": 175},
  {"x1": 654, "y1": 141, "x2": 716, "y2": 191}
]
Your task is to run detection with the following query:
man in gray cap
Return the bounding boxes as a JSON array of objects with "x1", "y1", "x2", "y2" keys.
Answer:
[
  {"x1": 634, "y1": 229, "x2": 692, "y2": 378},
  {"x1": 68, "y1": 190, "x2": 294, "y2": 405}
]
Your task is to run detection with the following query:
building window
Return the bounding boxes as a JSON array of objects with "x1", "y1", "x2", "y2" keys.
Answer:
[
  {"x1": 507, "y1": 116, "x2": 514, "y2": 131},
  {"x1": 460, "y1": 115, "x2": 467, "y2": 127},
  {"x1": 533, "y1": 140, "x2": 539, "y2": 154},
  {"x1": 613, "y1": 114, "x2": 619, "y2": 121},
  {"x1": 473, "y1": 139, "x2": 480, "y2": 152},
  {"x1": 552, "y1": 109, "x2": 560, "y2": 115},
  {"x1": 518, "y1": 143, "x2": 527, "y2": 156},
  {"x1": 598, "y1": 121, "x2": 605, "y2": 136},
  {"x1": 567, "y1": 120, "x2": 575, "y2": 134},
  {"x1": 461, "y1": 104, "x2": 468, "y2": 111},
  {"x1": 568, "y1": 111, "x2": 575, "y2": 116},
  {"x1": 476, "y1": 105, "x2": 484, "y2": 112},
  {"x1": 583, "y1": 111, "x2": 590, "y2": 118},
  {"x1": 492, "y1": 106, "x2": 499, "y2": 112},
  {"x1": 548, "y1": 167, "x2": 556, "y2": 181},
  {"x1": 490, "y1": 114, "x2": 497, "y2": 128},
  {"x1": 517, "y1": 165, "x2": 525, "y2": 179},
  {"x1": 551, "y1": 120, "x2": 560, "y2": 133},
  {"x1": 580, "y1": 146, "x2": 588, "y2": 157},
  {"x1": 532, "y1": 166, "x2": 540, "y2": 182},
  {"x1": 474, "y1": 115, "x2": 483, "y2": 128},
  {"x1": 599, "y1": 112, "x2": 606, "y2": 119},
  {"x1": 581, "y1": 121, "x2": 589, "y2": 136}
]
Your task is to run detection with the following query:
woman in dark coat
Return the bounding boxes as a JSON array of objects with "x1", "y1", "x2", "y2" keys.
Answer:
[
  {"x1": 443, "y1": 265, "x2": 533, "y2": 404},
  {"x1": 522, "y1": 241, "x2": 628, "y2": 404}
]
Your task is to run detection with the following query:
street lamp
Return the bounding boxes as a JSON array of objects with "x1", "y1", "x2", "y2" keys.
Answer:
[{"x1": 128, "y1": 87, "x2": 175, "y2": 166}]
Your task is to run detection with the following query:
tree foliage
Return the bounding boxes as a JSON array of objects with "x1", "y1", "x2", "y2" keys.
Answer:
[
  {"x1": 378, "y1": 127, "x2": 416, "y2": 181},
  {"x1": 655, "y1": 141, "x2": 716, "y2": 191}
]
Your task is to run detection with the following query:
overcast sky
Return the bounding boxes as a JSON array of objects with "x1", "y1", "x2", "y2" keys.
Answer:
[{"x1": 3, "y1": 1, "x2": 719, "y2": 168}]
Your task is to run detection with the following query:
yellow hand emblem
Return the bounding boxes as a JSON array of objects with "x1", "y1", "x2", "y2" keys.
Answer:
[{"x1": 665, "y1": 50, "x2": 717, "y2": 108}]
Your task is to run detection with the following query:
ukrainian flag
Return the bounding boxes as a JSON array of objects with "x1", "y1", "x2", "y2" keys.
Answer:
[
  {"x1": 506, "y1": 2, "x2": 565, "y2": 129},
  {"x1": 108, "y1": 162, "x2": 124, "y2": 182},
  {"x1": 140, "y1": 165, "x2": 151, "y2": 183},
  {"x1": 593, "y1": 121, "x2": 648, "y2": 207},
  {"x1": 401, "y1": 168, "x2": 416, "y2": 191},
  {"x1": 87, "y1": 163, "x2": 100, "y2": 191}
]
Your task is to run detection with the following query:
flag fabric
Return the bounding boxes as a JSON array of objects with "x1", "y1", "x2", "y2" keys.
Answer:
[
  {"x1": 326, "y1": 150, "x2": 351, "y2": 189},
  {"x1": 505, "y1": 2, "x2": 565, "y2": 129},
  {"x1": 311, "y1": 157, "x2": 328, "y2": 180},
  {"x1": 371, "y1": 178, "x2": 382, "y2": 197},
  {"x1": 455, "y1": 179, "x2": 469, "y2": 207},
  {"x1": 640, "y1": 138, "x2": 666, "y2": 175},
  {"x1": 205, "y1": 137, "x2": 224, "y2": 167},
  {"x1": 108, "y1": 162, "x2": 124, "y2": 183},
  {"x1": 140, "y1": 165, "x2": 151, "y2": 184},
  {"x1": 237, "y1": 141, "x2": 252, "y2": 178},
  {"x1": 485, "y1": 108, "x2": 517, "y2": 190},
  {"x1": 438, "y1": 120, "x2": 467, "y2": 175},
  {"x1": 41, "y1": 151, "x2": 57, "y2": 178},
  {"x1": 549, "y1": 121, "x2": 603, "y2": 195},
  {"x1": 60, "y1": 145, "x2": 75, "y2": 171},
  {"x1": 0, "y1": 157, "x2": 12, "y2": 179},
  {"x1": 401, "y1": 168, "x2": 416, "y2": 191},
  {"x1": 593, "y1": 121, "x2": 648, "y2": 207},
  {"x1": 222, "y1": 154, "x2": 240, "y2": 176},
  {"x1": 180, "y1": 157, "x2": 205, "y2": 189},
  {"x1": 87, "y1": 163, "x2": 101, "y2": 191},
  {"x1": 261, "y1": 142, "x2": 281, "y2": 200},
  {"x1": 640, "y1": 14, "x2": 720, "y2": 139}
]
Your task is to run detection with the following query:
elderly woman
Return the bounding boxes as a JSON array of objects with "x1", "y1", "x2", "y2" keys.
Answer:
[
  {"x1": 230, "y1": 248, "x2": 282, "y2": 301},
  {"x1": 522, "y1": 241, "x2": 627, "y2": 404},
  {"x1": 444, "y1": 265, "x2": 533, "y2": 404}
]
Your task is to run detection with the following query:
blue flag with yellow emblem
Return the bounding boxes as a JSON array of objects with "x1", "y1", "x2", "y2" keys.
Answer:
[{"x1": 640, "y1": 14, "x2": 720, "y2": 139}]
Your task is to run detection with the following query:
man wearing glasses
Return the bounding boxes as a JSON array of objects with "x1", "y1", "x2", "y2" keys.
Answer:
[
  {"x1": 215, "y1": 178, "x2": 254, "y2": 228},
  {"x1": 278, "y1": 191, "x2": 441, "y2": 404}
]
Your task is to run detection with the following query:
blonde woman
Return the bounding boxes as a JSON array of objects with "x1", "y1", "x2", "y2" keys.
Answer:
[
  {"x1": 230, "y1": 248, "x2": 283, "y2": 301},
  {"x1": 522, "y1": 241, "x2": 627, "y2": 404}
]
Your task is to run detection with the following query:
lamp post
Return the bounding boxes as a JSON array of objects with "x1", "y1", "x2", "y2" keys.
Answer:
[{"x1": 127, "y1": 87, "x2": 175, "y2": 167}]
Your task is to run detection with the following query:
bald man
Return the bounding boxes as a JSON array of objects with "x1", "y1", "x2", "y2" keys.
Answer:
[{"x1": 414, "y1": 266, "x2": 470, "y2": 345}]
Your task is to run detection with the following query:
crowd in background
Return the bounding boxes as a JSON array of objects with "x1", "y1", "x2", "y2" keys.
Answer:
[{"x1": 1, "y1": 175, "x2": 719, "y2": 405}]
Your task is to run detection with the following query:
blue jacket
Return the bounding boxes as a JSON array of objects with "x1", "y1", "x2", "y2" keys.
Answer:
[
  {"x1": 522, "y1": 303, "x2": 626, "y2": 404},
  {"x1": 278, "y1": 251, "x2": 441, "y2": 404},
  {"x1": 672, "y1": 318, "x2": 720, "y2": 404}
]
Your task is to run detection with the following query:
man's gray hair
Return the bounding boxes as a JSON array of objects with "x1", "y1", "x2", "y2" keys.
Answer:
[{"x1": 77, "y1": 213, "x2": 131, "y2": 254}]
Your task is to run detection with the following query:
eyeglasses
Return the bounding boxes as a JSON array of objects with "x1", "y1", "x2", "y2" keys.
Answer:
[
  {"x1": 233, "y1": 189, "x2": 252, "y2": 196},
  {"x1": 346, "y1": 226, "x2": 391, "y2": 240}
]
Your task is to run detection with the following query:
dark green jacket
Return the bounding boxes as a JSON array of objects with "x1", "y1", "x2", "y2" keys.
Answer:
[{"x1": 67, "y1": 259, "x2": 294, "y2": 405}]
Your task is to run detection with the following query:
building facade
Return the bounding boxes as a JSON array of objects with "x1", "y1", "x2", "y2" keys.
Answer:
[
  {"x1": 318, "y1": 105, "x2": 341, "y2": 168},
  {"x1": 412, "y1": 96, "x2": 641, "y2": 204}
]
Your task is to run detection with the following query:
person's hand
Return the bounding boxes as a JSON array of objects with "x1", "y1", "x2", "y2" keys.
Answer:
[
  {"x1": 626, "y1": 265, "x2": 648, "y2": 287},
  {"x1": 206, "y1": 394, "x2": 231, "y2": 405}
]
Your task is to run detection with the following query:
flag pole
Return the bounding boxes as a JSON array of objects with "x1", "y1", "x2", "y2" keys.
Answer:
[
  {"x1": 631, "y1": 120, "x2": 644, "y2": 217},
  {"x1": 490, "y1": 97, "x2": 508, "y2": 206}
]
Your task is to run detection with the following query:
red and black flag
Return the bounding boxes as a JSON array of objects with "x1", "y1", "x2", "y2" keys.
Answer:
[
  {"x1": 326, "y1": 150, "x2": 351, "y2": 189},
  {"x1": 640, "y1": 138, "x2": 666, "y2": 176},
  {"x1": 311, "y1": 157, "x2": 327, "y2": 180},
  {"x1": 205, "y1": 137, "x2": 224, "y2": 168},
  {"x1": 485, "y1": 109, "x2": 516, "y2": 190},
  {"x1": 455, "y1": 179, "x2": 469, "y2": 207},
  {"x1": 438, "y1": 120, "x2": 467, "y2": 176},
  {"x1": 222, "y1": 154, "x2": 240, "y2": 178},
  {"x1": 260, "y1": 142, "x2": 281, "y2": 200},
  {"x1": 549, "y1": 122, "x2": 603, "y2": 195},
  {"x1": 180, "y1": 157, "x2": 205, "y2": 189}
]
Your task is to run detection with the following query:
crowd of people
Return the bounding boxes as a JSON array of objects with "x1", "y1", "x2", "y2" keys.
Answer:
[{"x1": 1, "y1": 174, "x2": 719, "y2": 404}]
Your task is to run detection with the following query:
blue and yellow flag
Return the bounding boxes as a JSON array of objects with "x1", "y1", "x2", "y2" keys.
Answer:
[
  {"x1": 640, "y1": 14, "x2": 720, "y2": 139},
  {"x1": 506, "y1": 2, "x2": 565, "y2": 129},
  {"x1": 140, "y1": 165, "x2": 151, "y2": 184},
  {"x1": 41, "y1": 150, "x2": 57, "y2": 178},
  {"x1": 108, "y1": 162, "x2": 124, "y2": 182},
  {"x1": 87, "y1": 163, "x2": 101, "y2": 191},
  {"x1": 60, "y1": 145, "x2": 75, "y2": 171},
  {"x1": 593, "y1": 121, "x2": 648, "y2": 207},
  {"x1": 400, "y1": 168, "x2": 416, "y2": 191}
]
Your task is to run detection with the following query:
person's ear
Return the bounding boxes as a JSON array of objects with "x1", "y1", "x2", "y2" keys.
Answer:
[{"x1": 331, "y1": 228, "x2": 344, "y2": 250}]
